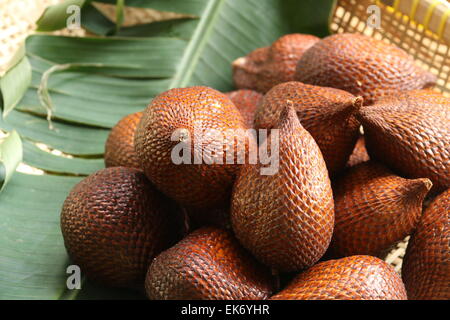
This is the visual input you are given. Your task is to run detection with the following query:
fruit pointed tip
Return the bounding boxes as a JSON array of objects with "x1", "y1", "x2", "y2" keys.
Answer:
[
  {"x1": 405, "y1": 178, "x2": 433, "y2": 200},
  {"x1": 339, "y1": 95, "x2": 364, "y2": 117},
  {"x1": 279, "y1": 99, "x2": 296, "y2": 119},
  {"x1": 417, "y1": 178, "x2": 433, "y2": 193},
  {"x1": 232, "y1": 57, "x2": 247, "y2": 68},
  {"x1": 353, "y1": 96, "x2": 364, "y2": 109},
  {"x1": 422, "y1": 69, "x2": 437, "y2": 88},
  {"x1": 277, "y1": 100, "x2": 302, "y2": 132}
]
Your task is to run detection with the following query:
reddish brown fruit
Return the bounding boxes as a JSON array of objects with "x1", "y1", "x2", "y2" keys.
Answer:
[
  {"x1": 233, "y1": 33, "x2": 320, "y2": 93},
  {"x1": 271, "y1": 255, "x2": 407, "y2": 300},
  {"x1": 357, "y1": 90, "x2": 450, "y2": 192},
  {"x1": 104, "y1": 112, "x2": 143, "y2": 169},
  {"x1": 346, "y1": 134, "x2": 369, "y2": 167},
  {"x1": 134, "y1": 86, "x2": 253, "y2": 211},
  {"x1": 231, "y1": 103, "x2": 334, "y2": 272},
  {"x1": 60, "y1": 167, "x2": 181, "y2": 289},
  {"x1": 145, "y1": 227, "x2": 274, "y2": 300},
  {"x1": 295, "y1": 33, "x2": 436, "y2": 104},
  {"x1": 226, "y1": 89, "x2": 263, "y2": 128},
  {"x1": 402, "y1": 188, "x2": 450, "y2": 300},
  {"x1": 254, "y1": 81, "x2": 362, "y2": 175},
  {"x1": 329, "y1": 161, "x2": 432, "y2": 258}
]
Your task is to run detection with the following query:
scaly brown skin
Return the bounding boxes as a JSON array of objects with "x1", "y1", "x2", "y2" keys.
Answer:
[
  {"x1": 231, "y1": 103, "x2": 334, "y2": 272},
  {"x1": 233, "y1": 33, "x2": 320, "y2": 93},
  {"x1": 104, "y1": 111, "x2": 143, "y2": 169},
  {"x1": 145, "y1": 227, "x2": 275, "y2": 300},
  {"x1": 271, "y1": 255, "x2": 407, "y2": 300},
  {"x1": 328, "y1": 161, "x2": 432, "y2": 258},
  {"x1": 255, "y1": 81, "x2": 362, "y2": 176},
  {"x1": 357, "y1": 90, "x2": 450, "y2": 193},
  {"x1": 346, "y1": 134, "x2": 369, "y2": 167},
  {"x1": 134, "y1": 86, "x2": 254, "y2": 213},
  {"x1": 402, "y1": 188, "x2": 450, "y2": 300},
  {"x1": 226, "y1": 89, "x2": 263, "y2": 128},
  {"x1": 295, "y1": 33, "x2": 436, "y2": 105},
  {"x1": 60, "y1": 167, "x2": 182, "y2": 290}
]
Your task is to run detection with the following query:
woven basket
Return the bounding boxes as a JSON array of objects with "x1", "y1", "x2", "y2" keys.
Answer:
[
  {"x1": 330, "y1": 0, "x2": 450, "y2": 272},
  {"x1": 331, "y1": 0, "x2": 450, "y2": 95},
  {"x1": 1, "y1": 0, "x2": 449, "y2": 274}
]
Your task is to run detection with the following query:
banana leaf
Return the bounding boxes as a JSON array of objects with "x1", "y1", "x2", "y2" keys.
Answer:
[{"x1": 0, "y1": 0, "x2": 335, "y2": 299}]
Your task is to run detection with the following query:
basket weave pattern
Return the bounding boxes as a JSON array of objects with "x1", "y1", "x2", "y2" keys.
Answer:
[
  {"x1": 331, "y1": 0, "x2": 450, "y2": 95},
  {"x1": 330, "y1": 0, "x2": 450, "y2": 272}
]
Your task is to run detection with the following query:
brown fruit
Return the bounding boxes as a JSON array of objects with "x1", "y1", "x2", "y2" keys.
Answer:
[
  {"x1": 402, "y1": 188, "x2": 450, "y2": 300},
  {"x1": 145, "y1": 227, "x2": 274, "y2": 300},
  {"x1": 233, "y1": 33, "x2": 320, "y2": 93},
  {"x1": 231, "y1": 103, "x2": 334, "y2": 272},
  {"x1": 104, "y1": 111, "x2": 143, "y2": 169},
  {"x1": 60, "y1": 167, "x2": 181, "y2": 289},
  {"x1": 134, "y1": 86, "x2": 253, "y2": 211},
  {"x1": 329, "y1": 161, "x2": 432, "y2": 258},
  {"x1": 346, "y1": 134, "x2": 369, "y2": 167},
  {"x1": 254, "y1": 81, "x2": 362, "y2": 175},
  {"x1": 271, "y1": 255, "x2": 407, "y2": 300},
  {"x1": 295, "y1": 33, "x2": 436, "y2": 104},
  {"x1": 357, "y1": 90, "x2": 450, "y2": 192},
  {"x1": 226, "y1": 89, "x2": 263, "y2": 128}
]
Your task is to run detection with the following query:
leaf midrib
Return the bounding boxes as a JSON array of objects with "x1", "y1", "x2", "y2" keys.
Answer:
[
  {"x1": 54, "y1": 0, "x2": 225, "y2": 300},
  {"x1": 169, "y1": 0, "x2": 224, "y2": 88}
]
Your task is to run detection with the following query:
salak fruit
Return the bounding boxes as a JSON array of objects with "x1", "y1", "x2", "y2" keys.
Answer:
[
  {"x1": 134, "y1": 86, "x2": 253, "y2": 213},
  {"x1": 231, "y1": 103, "x2": 334, "y2": 272},
  {"x1": 295, "y1": 33, "x2": 436, "y2": 104},
  {"x1": 226, "y1": 89, "x2": 263, "y2": 128},
  {"x1": 145, "y1": 227, "x2": 274, "y2": 300},
  {"x1": 357, "y1": 90, "x2": 449, "y2": 192},
  {"x1": 254, "y1": 81, "x2": 362, "y2": 175},
  {"x1": 402, "y1": 188, "x2": 449, "y2": 300},
  {"x1": 271, "y1": 255, "x2": 407, "y2": 300},
  {"x1": 328, "y1": 161, "x2": 432, "y2": 258},
  {"x1": 104, "y1": 111, "x2": 143, "y2": 169},
  {"x1": 60, "y1": 167, "x2": 181, "y2": 289},
  {"x1": 233, "y1": 33, "x2": 320, "y2": 93}
]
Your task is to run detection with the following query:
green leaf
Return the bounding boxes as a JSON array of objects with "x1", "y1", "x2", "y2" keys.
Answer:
[
  {"x1": 26, "y1": 35, "x2": 188, "y2": 78},
  {"x1": 0, "y1": 0, "x2": 334, "y2": 299},
  {"x1": 0, "y1": 131, "x2": 22, "y2": 191},
  {"x1": 0, "y1": 57, "x2": 32, "y2": 117},
  {"x1": 81, "y1": 3, "x2": 117, "y2": 36},
  {"x1": 0, "y1": 110, "x2": 109, "y2": 156},
  {"x1": 115, "y1": 0, "x2": 126, "y2": 32},
  {"x1": 97, "y1": 0, "x2": 208, "y2": 16},
  {"x1": 16, "y1": 55, "x2": 169, "y2": 128},
  {"x1": 115, "y1": 18, "x2": 198, "y2": 38},
  {"x1": 0, "y1": 173, "x2": 82, "y2": 299},
  {"x1": 181, "y1": 0, "x2": 335, "y2": 90},
  {"x1": 22, "y1": 139, "x2": 104, "y2": 176},
  {"x1": 36, "y1": 0, "x2": 87, "y2": 32}
]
